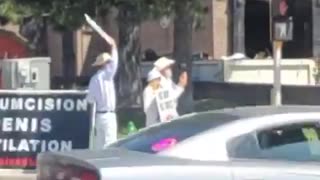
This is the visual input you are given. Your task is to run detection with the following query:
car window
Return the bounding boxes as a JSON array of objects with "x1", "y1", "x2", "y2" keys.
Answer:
[
  {"x1": 111, "y1": 113, "x2": 239, "y2": 154},
  {"x1": 227, "y1": 133, "x2": 261, "y2": 159},
  {"x1": 229, "y1": 122, "x2": 320, "y2": 161}
]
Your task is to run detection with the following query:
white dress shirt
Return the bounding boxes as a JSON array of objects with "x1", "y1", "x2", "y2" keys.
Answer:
[
  {"x1": 87, "y1": 48, "x2": 119, "y2": 112},
  {"x1": 143, "y1": 86, "x2": 160, "y2": 126}
]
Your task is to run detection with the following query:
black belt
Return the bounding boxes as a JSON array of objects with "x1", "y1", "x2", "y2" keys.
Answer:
[{"x1": 96, "y1": 110, "x2": 115, "y2": 114}]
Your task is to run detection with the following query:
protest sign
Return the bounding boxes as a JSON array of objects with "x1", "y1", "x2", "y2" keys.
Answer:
[
  {"x1": 0, "y1": 90, "x2": 90, "y2": 169},
  {"x1": 155, "y1": 89, "x2": 178, "y2": 122}
]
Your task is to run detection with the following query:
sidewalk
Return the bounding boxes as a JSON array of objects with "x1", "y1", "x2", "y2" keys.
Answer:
[{"x1": 0, "y1": 169, "x2": 36, "y2": 180}]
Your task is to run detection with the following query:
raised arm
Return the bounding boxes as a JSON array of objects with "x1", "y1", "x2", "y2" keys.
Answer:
[
  {"x1": 108, "y1": 39, "x2": 119, "y2": 78},
  {"x1": 170, "y1": 80, "x2": 185, "y2": 99},
  {"x1": 103, "y1": 34, "x2": 118, "y2": 78},
  {"x1": 85, "y1": 14, "x2": 119, "y2": 77},
  {"x1": 167, "y1": 71, "x2": 187, "y2": 99}
]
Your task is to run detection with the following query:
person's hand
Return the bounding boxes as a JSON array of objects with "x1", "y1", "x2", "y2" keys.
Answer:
[
  {"x1": 150, "y1": 81, "x2": 160, "y2": 91},
  {"x1": 178, "y1": 71, "x2": 188, "y2": 88}
]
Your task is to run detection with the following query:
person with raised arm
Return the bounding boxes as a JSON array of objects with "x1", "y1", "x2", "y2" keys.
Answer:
[
  {"x1": 85, "y1": 14, "x2": 119, "y2": 149},
  {"x1": 153, "y1": 57, "x2": 188, "y2": 121}
]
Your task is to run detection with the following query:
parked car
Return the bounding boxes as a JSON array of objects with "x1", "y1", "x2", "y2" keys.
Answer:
[{"x1": 37, "y1": 105, "x2": 320, "y2": 180}]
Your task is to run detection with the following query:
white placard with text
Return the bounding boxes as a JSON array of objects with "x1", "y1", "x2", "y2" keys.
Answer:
[{"x1": 155, "y1": 88, "x2": 178, "y2": 122}]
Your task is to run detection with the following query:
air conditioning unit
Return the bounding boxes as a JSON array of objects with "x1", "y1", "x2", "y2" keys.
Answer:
[{"x1": 0, "y1": 57, "x2": 51, "y2": 90}]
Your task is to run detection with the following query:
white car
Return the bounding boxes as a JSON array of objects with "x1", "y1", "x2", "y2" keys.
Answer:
[{"x1": 38, "y1": 106, "x2": 320, "y2": 180}]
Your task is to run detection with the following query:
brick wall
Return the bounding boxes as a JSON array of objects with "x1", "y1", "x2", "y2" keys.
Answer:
[{"x1": 212, "y1": 0, "x2": 230, "y2": 58}]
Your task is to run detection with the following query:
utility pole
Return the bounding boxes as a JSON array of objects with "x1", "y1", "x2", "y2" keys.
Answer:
[
  {"x1": 271, "y1": 41, "x2": 283, "y2": 106},
  {"x1": 270, "y1": 0, "x2": 293, "y2": 106}
]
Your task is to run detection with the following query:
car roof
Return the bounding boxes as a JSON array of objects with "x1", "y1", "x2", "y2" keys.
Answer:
[
  {"x1": 114, "y1": 105, "x2": 320, "y2": 152},
  {"x1": 159, "y1": 106, "x2": 320, "y2": 160},
  {"x1": 198, "y1": 105, "x2": 320, "y2": 120},
  {"x1": 153, "y1": 105, "x2": 320, "y2": 132}
]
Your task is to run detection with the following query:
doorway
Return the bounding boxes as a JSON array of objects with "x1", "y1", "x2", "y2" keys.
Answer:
[
  {"x1": 243, "y1": 0, "x2": 313, "y2": 58},
  {"x1": 245, "y1": 0, "x2": 271, "y2": 58}
]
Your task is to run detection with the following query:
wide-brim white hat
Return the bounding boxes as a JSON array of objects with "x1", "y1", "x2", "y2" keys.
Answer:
[
  {"x1": 92, "y1": 52, "x2": 112, "y2": 66},
  {"x1": 147, "y1": 68, "x2": 161, "y2": 82},
  {"x1": 153, "y1": 57, "x2": 175, "y2": 71}
]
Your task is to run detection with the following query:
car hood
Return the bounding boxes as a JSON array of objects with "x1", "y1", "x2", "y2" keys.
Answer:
[
  {"x1": 37, "y1": 147, "x2": 232, "y2": 180},
  {"x1": 37, "y1": 147, "x2": 210, "y2": 169}
]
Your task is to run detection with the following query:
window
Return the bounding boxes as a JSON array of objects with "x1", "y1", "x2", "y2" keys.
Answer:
[
  {"x1": 228, "y1": 122, "x2": 320, "y2": 162},
  {"x1": 227, "y1": 133, "x2": 261, "y2": 159}
]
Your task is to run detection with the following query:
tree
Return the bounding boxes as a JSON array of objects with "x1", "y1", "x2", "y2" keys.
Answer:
[
  {"x1": 105, "y1": 0, "x2": 206, "y2": 109},
  {"x1": 28, "y1": 0, "x2": 95, "y2": 88},
  {"x1": 0, "y1": 0, "x2": 32, "y2": 24},
  {"x1": 105, "y1": 0, "x2": 174, "y2": 108},
  {"x1": 173, "y1": 0, "x2": 206, "y2": 114},
  {"x1": 11, "y1": 0, "x2": 96, "y2": 88},
  {"x1": 0, "y1": 0, "x2": 49, "y2": 58},
  {"x1": 112, "y1": 1, "x2": 144, "y2": 108},
  {"x1": 134, "y1": 0, "x2": 205, "y2": 114}
]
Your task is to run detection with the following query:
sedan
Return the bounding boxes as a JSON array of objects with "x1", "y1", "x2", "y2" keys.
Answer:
[{"x1": 37, "y1": 105, "x2": 320, "y2": 180}]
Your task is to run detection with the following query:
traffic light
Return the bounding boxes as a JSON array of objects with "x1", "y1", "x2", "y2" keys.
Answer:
[{"x1": 270, "y1": 0, "x2": 293, "y2": 41}]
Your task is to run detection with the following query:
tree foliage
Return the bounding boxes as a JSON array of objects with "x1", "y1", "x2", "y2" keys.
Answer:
[
  {"x1": 105, "y1": 0, "x2": 207, "y2": 26},
  {"x1": 0, "y1": 0, "x2": 101, "y2": 31},
  {"x1": 173, "y1": 0, "x2": 197, "y2": 114},
  {"x1": 0, "y1": 0, "x2": 33, "y2": 24},
  {"x1": 0, "y1": 0, "x2": 206, "y2": 43}
]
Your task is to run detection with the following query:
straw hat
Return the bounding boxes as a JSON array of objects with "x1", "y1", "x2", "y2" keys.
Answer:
[
  {"x1": 147, "y1": 68, "x2": 161, "y2": 82},
  {"x1": 92, "y1": 53, "x2": 112, "y2": 66},
  {"x1": 153, "y1": 57, "x2": 175, "y2": 71}
]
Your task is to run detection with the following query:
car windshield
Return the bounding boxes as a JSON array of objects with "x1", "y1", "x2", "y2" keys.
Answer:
[{"x1": 111, "y1": 112, "x2": 239, "y2": 154}]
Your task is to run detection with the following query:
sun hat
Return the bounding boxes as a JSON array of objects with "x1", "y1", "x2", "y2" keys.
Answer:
[
  {"x1": 153, "y1": 57, "x2": 175, "y2": 71},
  {"x1": 92, "y1": 52, "x2": 112, "y2": 66},
  {"x1": 147, "y1": 68, "x2": 162, "y2": 82}
]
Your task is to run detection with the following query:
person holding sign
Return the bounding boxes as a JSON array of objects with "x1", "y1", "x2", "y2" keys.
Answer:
[
  {"x1": 143, "y1": 68, "x2": 162, "y2": 126},
  {"x1": 153, "y1": 57, "x2": 188, "y2": 122},
  {"x1": 85, "y1": 14, "x2": 118, "y2": 149}
]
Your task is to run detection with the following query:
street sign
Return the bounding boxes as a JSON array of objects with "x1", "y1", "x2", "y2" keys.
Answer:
[
  {"x1": 270, "y1": 0, "x2": 293, "y2": 41},
  {"x1": 273, "y1": 17, "x2": 293, "y2": 41},
  {"x1": 270, "y1": 0, "x2": 294, "y2": 105}
]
